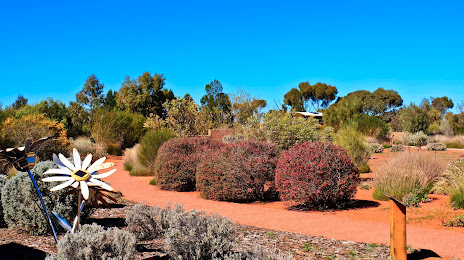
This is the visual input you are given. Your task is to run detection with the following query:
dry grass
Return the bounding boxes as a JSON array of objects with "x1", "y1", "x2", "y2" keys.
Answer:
[
  {"x1": 373, "y1": 153, "x2": 446, "y2": 201},
  {"x1": 123, "y1": 144, "x2": 153, "y2": 176},
  {"x1": 433, "y1": 135, "x2": 464, "y2": 148}
]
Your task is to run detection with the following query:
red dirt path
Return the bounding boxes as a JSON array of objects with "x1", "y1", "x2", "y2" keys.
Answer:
[{"x1": 106, "y1": 156, "x2": 464, "y2": 259}]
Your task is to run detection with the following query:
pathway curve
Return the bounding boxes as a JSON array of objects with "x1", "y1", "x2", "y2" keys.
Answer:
[{"x1": 106, "y1": 157, "x2": 464, "y2": 259}]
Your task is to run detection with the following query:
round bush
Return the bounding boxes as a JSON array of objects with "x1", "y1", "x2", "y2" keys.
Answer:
[
  {"x1": 154, "y1": 137, "x2": 223, "y2": 191},
  {"x1": 0, "y1": 174, "x2": 7, "y2": 227},
  {"x1": 275, "y1": 142, "x2": 360, "y2": 209},
  {"x1": 1, "y1": 160, "x2": 93, "y2": 235},
  {"x1": 196, "y1": 140, "x2": 280, "y2": 202}
]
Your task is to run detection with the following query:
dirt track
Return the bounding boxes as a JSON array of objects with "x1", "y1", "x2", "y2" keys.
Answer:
[{"x1": 106, "y1": 157, "x2": 464, "y2": 259}]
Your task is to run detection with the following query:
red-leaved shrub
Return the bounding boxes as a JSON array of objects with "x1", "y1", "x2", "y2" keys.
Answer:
[
  {"x1": 275, "y1": 142, "x2": 360, "y2": 209},
  {"x1": 196, "y1": 140, "x2": 279, "y2": 202},
  {"x1": 154, "y1": 137, "x2": 223, "y2": 191}
]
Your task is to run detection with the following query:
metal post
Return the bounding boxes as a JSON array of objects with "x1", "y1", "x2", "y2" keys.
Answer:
[
  {"x1": 389, "y1": 197, "x2": 407, "y2": 260},
  {"x1": 27, "y1": 170, "x2": 59, "y2": 244}
]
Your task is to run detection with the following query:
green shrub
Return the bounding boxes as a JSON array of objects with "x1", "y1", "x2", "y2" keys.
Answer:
[
  {"x1": 1, "y1": 161, "x2": 92, "y2": 235},
  {"x1": 196, "y1": 140, "x2": 279, "y2": 202},
  {"x1": 426, "y1": 143, "x2": 447, "y2": 151},
  {"x1": 333, "y1": 124, "x2": 371, "y2": 173},
  {"x1": 275, "y1": 142, "x2": 360, "y2": 209},
  {"x1": 91, "y1": 109, "x2": 145, "y2": 152},
  {"x1": 391, "y1": 144, "x2": 404, "y2": 152},
  {"x1": 137, "y1": 128, "x2": 176, "y2": 173},
  {"x1": 370, "y1": 143, "x2": 384, "y2": 153},
  {"x1": 446, "y1": 142, "x2": 464, "y2": 149},
  {"x1": 352, "y1": 114, "x2": 390, "y2": 140},
  {"x1": 241, "y1": 111, "x2": 332, "y2": 150},
  {"x1": 409, "y1": 131, "x2": 428, "y2": 148},
  {"x1": 442, "y1": 215, "x2": 464, "y2": 227},
  {"x1": 0, "y1": 174, "x2": 7, "y2": 227},
  {"x1": 164, "y1": 208, "x2": 236, "y2": 259},
  {"x1": 433, "y1": 158, "x2": 464, "y2": 209},
  {"x1": 125, "y1": 204, "x2": 159, "y2": 240},
  {"x1": 154, "y1": 137, "x2": 223, "y2": 191},
  {"x1": 373, "y1": 153, "x2": 444, "y2": 203},
  {"x1": 46, "y1": 223, "x2": 137, "y2": 260},
  {"x1": 383, "y1": 143, "x2": 391, "y2": 148}
]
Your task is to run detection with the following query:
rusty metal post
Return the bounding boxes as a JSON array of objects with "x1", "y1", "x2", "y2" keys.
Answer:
[{"x1": 388, "y1": 195, "x2": 407, "y2": 260}]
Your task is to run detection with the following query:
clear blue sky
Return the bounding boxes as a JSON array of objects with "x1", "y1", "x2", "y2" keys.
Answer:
[{"x1": 1, "y1": 0, "x2": 463, "y2": 111}]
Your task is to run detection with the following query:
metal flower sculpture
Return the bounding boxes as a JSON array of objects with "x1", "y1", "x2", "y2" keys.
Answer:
[
  {"x1": 42, "y1": 148, "x2": 116, "y2": 232},
  {"x1": 0, "y1": 137, "x2": 59, "y2": 243}
]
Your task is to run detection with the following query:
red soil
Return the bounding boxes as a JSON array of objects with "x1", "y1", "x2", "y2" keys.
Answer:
[{"x1": 106, "y1": 149, "x2": 464, "y2": 259}]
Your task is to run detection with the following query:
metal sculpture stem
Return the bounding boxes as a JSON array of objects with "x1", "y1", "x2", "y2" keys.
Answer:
[
  {"x1": 27, "y1": 169, "x2": 59, "y2": 244},
  {"x1": 76, "y1": 191, "x2": 82, "y2": 232}
]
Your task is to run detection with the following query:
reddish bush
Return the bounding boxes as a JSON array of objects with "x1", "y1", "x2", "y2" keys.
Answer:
[
  {"x1": 196, "y1": 140, "x2": 279, "y2": 202},
  {"x1": 154, "y1": 137, "x2": 223, "y2": 191},
  {"x1": 275, "y1": 142, "x2": 360, "y2": 209}
]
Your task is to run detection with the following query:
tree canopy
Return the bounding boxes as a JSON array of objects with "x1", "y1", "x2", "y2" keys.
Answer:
[
  {"x1": 76, "y1": 74, "x2": 105, "y2": 114},
  {"x1": 284, "y1": 82, "x2": 337, "y2": 112},
  {"x1": 200, "y1": 79, "x2": 233, "y2": 126}
]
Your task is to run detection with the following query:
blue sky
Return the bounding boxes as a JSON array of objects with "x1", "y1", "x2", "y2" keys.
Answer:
[{"x1": 1, "y1": 0, "x2": 463, "y2": 111}]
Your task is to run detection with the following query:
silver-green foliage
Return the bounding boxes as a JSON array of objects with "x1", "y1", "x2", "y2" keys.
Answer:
[
  {"x1": 242, "y1": 111, "x2": 332, "y2": 150},
  {"x1": 0, "y1": 174, "x2": 7, "y2": 227},
  {"x1": 224, "y1": 245, "x2": 294, "y2": 260},
  {"x1": 163, "y1": 206, "x2": 236, "y2": 260},
  {"x1": 46, "y1": 223, "x2": 137, "y2": 260},
  {"x1": 1, "y1": 160, "x2": 92, "y2": 235},
  {"x1": 125, "y1": 204, "x2": 159, "y2": 240}
]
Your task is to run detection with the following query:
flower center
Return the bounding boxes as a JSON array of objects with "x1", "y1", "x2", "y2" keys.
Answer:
[{"x1": 71, "y1": 169, "x2": 91, "y2": 181}]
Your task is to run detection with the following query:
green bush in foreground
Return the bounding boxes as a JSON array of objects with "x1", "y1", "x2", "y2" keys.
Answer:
[
  {"x1": 135, "y1": 128, "x2": 176, "y2": 175},
  {"x1": 434, "y1": 158, "x2": 464, "y2": 209}
]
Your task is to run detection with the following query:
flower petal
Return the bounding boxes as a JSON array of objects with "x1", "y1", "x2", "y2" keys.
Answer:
[
  {"x1": 88, "y1": 178, "x2": 114, "y2": 191},
  {"x1": 53, "y1": 154, "x2": 69, "y2": 170},
  {"x1": 71, "y1": 182, "x2": 79, "y2": 188},
  {"x1": 58, "y1": 154, "x2": 76, "y2": 171},
  {"x1": 73, "y1": 148, "x2": 82, "y2": 170},
  {"x1": 81, "y1": 154, "x2": 92, "y2": 171},
  {"x1": 43, "y1": 168, "x2": 72, "y2": 175},
  {"x1": 92, "y1": 169, "x2": 116, "y2": 179},
  {"x1": 50, "y1": 179, "x2": 75, "y2": 191},
  {"x1": 42, "y1": 176, "x2": 73, "y2": 182},
  {"x1": 80, "y1": 181, "x2": 89, "y2": 200},
  {"x1": 86, "y1": 157, "x2": 106, "y2": 173}
]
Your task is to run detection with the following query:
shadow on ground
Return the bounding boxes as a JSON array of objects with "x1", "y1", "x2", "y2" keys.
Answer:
[
  {"x1": 408, "y1": 249, "x2": 441, "y2": 260},
  {"x1": 88, "y1": 217, "x2": 127, "y2": 228},
  {"x1": 0, "y1": 242, "x2": 46, "y2": 260}
]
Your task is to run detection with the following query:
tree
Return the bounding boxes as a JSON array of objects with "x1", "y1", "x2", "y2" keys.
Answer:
[
  {"x1": 346, "y1": 88, "x2": 402, "y2": 117},
  {"x1": 231, "y1": 89, "x2": 267, "y2": 124},
  {"x1": 432, "y1": 96, "x2": 454, "y2": 115},
  {"x1": 11, "y1": 95, "x2": 28, "y2": 109},
  {"x1": 283, "y1": 88, "x2": 304, "y2": 111},
  {"x1": 76, "y1": 74, "x2": 105, "y2": 114},
  {"x1": 323, "y1": 96, "x2": 364, "y2": 131},
  {"x1": 200, "y1": 79, "x2": 233, "y2": 127},
  {"x1": 398, "y1": 103, "x2": 429, "y2": 133},
  {"x1": 68, "y1": 101, "x2": 91, "y2": 137},
  {"x1": 299, "y1": 82, "x2": 338, "y2": 111},
  {"x1": 104, "y1": 90, "x2": 118, "y2": 110},
  {"x1": 117, "y1": 72, "x2": 174, "y2": 118}
]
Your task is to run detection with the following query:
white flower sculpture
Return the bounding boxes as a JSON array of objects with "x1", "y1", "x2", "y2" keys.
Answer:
[{"x1": 42, "y1": 148, "x2": 115, "y2": 200}]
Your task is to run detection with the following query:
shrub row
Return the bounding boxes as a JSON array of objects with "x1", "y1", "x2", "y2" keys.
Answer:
[{"x1": 154, "y1": 138, "x2": 360, "y2": 209}]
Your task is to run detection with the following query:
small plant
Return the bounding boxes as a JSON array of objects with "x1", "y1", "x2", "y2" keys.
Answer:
[
  {"x1": 426, "y1": 143, "x2": 447, "y2": 151},
  {"x1": 391, "y1": 144, "x2": 404, "y2": 152},
  {"x1": 450, "y1": 187, "x2": 464, "y2": 209},
  {"x1": 163, "y1": 208, "x2": 236, "y2": 260},
  {"x1": 303, "y1": 243, "x2": 315, "y2": 252},
  {"x1": 45, "y1": 223, "x2": 137, "y2": 260},
  {"x1": 267, "y1": 231, "x2": 277, "y2": 239},
  {"x1": 433, "y1": 158, "x2": 464, "y2": 209},
  {"x1": 442, "y1": 215, "x2": 464, "y2": 227},
  {"x1": 403, "y1": 188, "x2": 431, "y2": 207},
  {"x1": 383, "y1": 143, "x2": 391, "y2": 148},
  {"x1": 368, "y1": 243, "x2": 378, "y2": 248},
  {"x1": 370, "y1": 143, "x2": 384, "y2": 153},
  {"x1": 276, "y1": 142, "x2": 360, "y2": 209},
  {"x1": 125, "y1": 204, "x2": 158, "y2": 240},
  {"x1": 360, "y1": 185, "x2": 371, "y2": 190}
]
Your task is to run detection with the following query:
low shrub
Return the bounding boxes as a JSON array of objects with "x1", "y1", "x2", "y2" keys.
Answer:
[
  {"x1": 275, "y1": 142, "x2": 360, "y2": 209},
  {"x1": 164, "y1": 208, "x2": 236, "y2": 260},
  {"x1": 0, "y1": 174, "x2": 7, "y2": 227},
  {"x1": 391, "y1": 144, "x2": 404, "y2": 152},
  {"x1": 433, "y1": 158, "x2": 464, "y2": 209},
  {"x1": 222, "y1": 134, "x2": 246, "y2": 144},
  {"x1": 442, "y1": 216, "x2": 464, "y2": 227},
  {"x1": 154, "y1": 137, "x2": 223, "y2": 191},
  {"x1": 70, "y1": 137, "x2": 108, "y2": 162},
  {"x1": 409, "y1": 131, "x2": 428, "y2": 148},
  {"x1": 196, "y1": 140, "x2": 280, "y2": 202},
  {"x1": 225, "y1": 245, "x2": 294, "y2": 260},
  {"x1": 373, "y1": 153, "x2": 445, "y2": 203},
  {"x1": 1, "y1": 161, "x2": 92, "y2": 235},
  {"x1": 446, "y1": 142, "x2": 464, "y2": 149},
  {"x1": 426, "y1": 143, "x2": 447, "y2": 151},
  {"x1": 383, "y1": 143, "x2": 392, "y2": 148},
  {"x1": 137, "y1": 128, "x2": 176, "y2": 174},
  {"x1": 370, "y1": 143, "x2": 384, "y2": 153},
  {"x1": 333, "y1": 124, "x2": 371, "y2": 173},
  {"x1": 434, "y1": 134, "x2": 464, "y2": 148},
  {"x1": 46, "y1": 223, "x2": 137, "y2": 260},
  {"x1": 125, "y1": 204, "x2": 158, "y2": 240}
]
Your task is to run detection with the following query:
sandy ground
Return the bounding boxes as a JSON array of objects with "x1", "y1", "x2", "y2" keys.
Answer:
[{"x1": 106, "y1": 149, "x2": 464, "y2": 259}]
